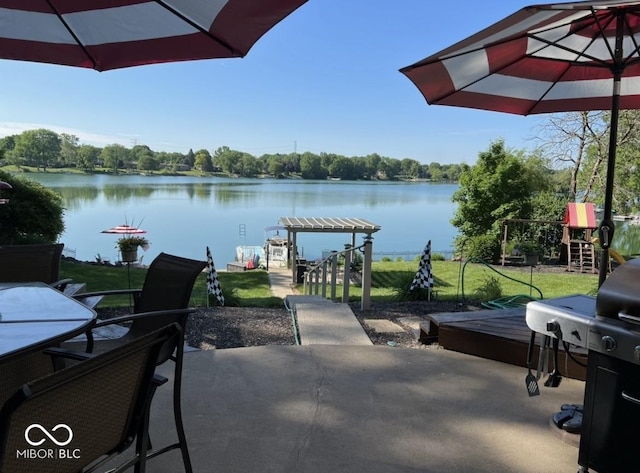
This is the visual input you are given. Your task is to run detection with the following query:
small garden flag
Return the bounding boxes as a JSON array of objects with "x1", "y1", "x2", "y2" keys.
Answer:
[
  {"x1": 410, "y1": 240, "x2": 434, "y2": 300},
  {"x1": 206, "y1": 246, "x2": 224, "y2": 306}
]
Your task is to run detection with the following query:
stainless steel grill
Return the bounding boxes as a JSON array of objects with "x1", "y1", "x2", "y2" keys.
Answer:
[{"x1": 526, "y1": 259, "x2": 640, "y2": 473}]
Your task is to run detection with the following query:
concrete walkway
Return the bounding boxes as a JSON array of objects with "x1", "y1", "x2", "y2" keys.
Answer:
[
  {"x1": 97, "y1": 267, "x2": 588, "y2": 473},
  {"x1": 268, "y1": 267, "x2": 372, "y2": 346},
  {"x1": 267, "y1": 266, "x2": 295, "y2": 299},
  {"x1": 286, "y1": 295, "x2": 372, "y2": 345},
  {"x1": 142, "y1": 346, "x2": 587, "y2": 473}
]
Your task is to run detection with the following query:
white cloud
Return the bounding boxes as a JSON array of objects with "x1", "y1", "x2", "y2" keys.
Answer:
[
  {"x1": 0, "y1": 121, "x2": 190, "y2": 152},
  {"x1": 0, "y1": 121, "x2": 139, "y2": 147}
]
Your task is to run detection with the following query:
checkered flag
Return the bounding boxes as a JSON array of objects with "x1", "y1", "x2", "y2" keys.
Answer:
[
  {"x1": 410, "y1": 240, "x2": 434, "y2": 300},
  {"x1": 206, "y1": 246, "x2": 224, "y2": 306}
]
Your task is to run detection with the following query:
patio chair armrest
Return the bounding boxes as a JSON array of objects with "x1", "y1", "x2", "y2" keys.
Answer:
[
  {"x1": 44, "y1": 347, "x2": 98, "y2": 370},
  {"x1": 74, "y1": 288, "x2": 142, "y2": 299},
  {"x1": 51, "y1": 278, "x2": 73, "y2": 291},
  {"x1": 73, "y1": 288, "x2": 142, "y2": 309},
  {"x1": 153, "y1": 373, "x2": 169, "y2": 387},
  {"x1": 92, "y1": 308, "x2": 197, "y2": 329}
]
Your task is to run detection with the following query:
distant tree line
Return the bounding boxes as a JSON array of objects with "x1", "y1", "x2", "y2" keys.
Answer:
[{"x1": 0, "y1": 128, "x2": 468, "y2": 181}]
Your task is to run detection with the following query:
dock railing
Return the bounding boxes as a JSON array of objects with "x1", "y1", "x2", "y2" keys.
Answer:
[{"x1": 302, "y1": 239, "x2": 371, "y2": 308}]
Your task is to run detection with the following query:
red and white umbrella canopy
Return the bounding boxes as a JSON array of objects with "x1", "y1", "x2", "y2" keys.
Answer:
[
  {"x1": 101, "y1": 224, "x2": 146, "y2": 235},
  {"x1": 400, "y1": 1, "x2": 640, "y2": 115},
  {"x1": 400, "y1": 0, "x2": 640, "y2": 285},
  {"x1": 0, "y1": 0, "x2": 307, "y2": 71}
]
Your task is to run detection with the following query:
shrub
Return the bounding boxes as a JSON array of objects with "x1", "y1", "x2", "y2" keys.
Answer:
[
  {"x1": 458, "y1": 234, "x2": 501, "y2": 263},
  {"x1": 0, "y1": 170, "x2": 64, "y2": 244},
  {"x1": 391, "y1": 271, "x2": 432, "y2": 301},
  {"x1": 473, "y1": 274, "x2": 503, "y2": 301},
  {"x1": 210, "y1": 286, "x2": 240, "y2": 307}
]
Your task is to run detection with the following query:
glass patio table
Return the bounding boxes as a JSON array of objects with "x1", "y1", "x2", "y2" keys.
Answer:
[{"x1": 0, "y1": 282, "x2": 96, "y2": 361}]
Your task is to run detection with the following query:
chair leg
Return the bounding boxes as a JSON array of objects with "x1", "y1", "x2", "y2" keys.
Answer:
[
  {"x1": 173, "y1": 375, "x2": 193, "y2": 473},
  {"x1": 142, "y1": 362, "x2": 192, "y2": 473},
  {"x1": 133, "y1": 384, "x2": 155, "y2": 473}
]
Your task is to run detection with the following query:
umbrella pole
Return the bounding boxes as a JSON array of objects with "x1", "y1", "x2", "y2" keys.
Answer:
[{"x1": 598, "y1": 76, "x2": 623, "y2": 287}]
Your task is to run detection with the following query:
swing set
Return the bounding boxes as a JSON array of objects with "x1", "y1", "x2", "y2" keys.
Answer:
[{"x1": 500, "y1": 203, "x2": 601, "y2": 274}]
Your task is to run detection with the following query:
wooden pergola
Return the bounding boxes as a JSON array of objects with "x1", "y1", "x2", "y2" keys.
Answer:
[{"x1": 279, "y1": 217, "x2": 381, "y2": 308}]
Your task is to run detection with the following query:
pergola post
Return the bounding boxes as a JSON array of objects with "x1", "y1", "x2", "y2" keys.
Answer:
[
  {"x1": 342, "y1": 244, "x2": 352, "y2": 303},
  {"x1": 330, "y1": 250, "x2": 338, "y2": 301},
  {"x1": 361, "y1": 234, "x2": 373, "y2": 310},
  {"x1": 290, "y1": 231, "x2": 298, "y2": 284}
]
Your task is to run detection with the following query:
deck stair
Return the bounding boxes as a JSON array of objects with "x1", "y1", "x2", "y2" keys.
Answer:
[
  {"x1": 285, "y1": 295, "x2": 372, "y2": 346},
  {"x1": 419, "y1": 306, "x2": 587, "y2": 380}
]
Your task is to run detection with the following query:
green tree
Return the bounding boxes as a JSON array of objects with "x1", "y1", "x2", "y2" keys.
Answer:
[
  {"x1": 428, "y1": 162, "x2": 444, "y2": 180},
  {"x1": 101, "y1": 144, "x2": 129, "y2": 172},
  {"x1": 300, "y1": 152, "x2": 326, "y2": 179},
  {"x1": 266, "y1": 155, "x2": 286, "y2": 177},
  {"x1": 0, "y1": 135, "x2": 17, "y2": 162},
  {"x1": 364, "y1": 153, "x2": 382, "y2": 179},
  {"x1": 212, "y1": 147, "x2": 244, "y2": 174},
  {"x1": 11, "y1": 129, "x2": 61, "y2": 170},
  {"x1": 194, "y1": 150, "x2": 213, "y2": 172},
  {"x1": 238, "y1": 153, "x2": 259, "y2": 177},
  {"x1": 137, "y1": 154, "x2": 160, "y2": 171},
  {"x1": 0, "y1": 170, "x2": 64, "y2": 244},
  {"x1": 576, "y1": 110, "x2": 640, "y2": 214},
  {"x1": 183, "y1": 149, "x2": 195, "y2": 168},
  {"x1": 451, "y1": 140, "x2": 543, "y2": 260},
  {"x1": 59, "y1": 133, "x2": 79, "y2": 167},
  {"x1": 76, "y1": 144, "x2": 100, "y2": 170},
  {"x1": 130, "y1": 145, "x2": 154, "y2": 167},
  {"x1": 400, "y1": 158, "x2": 422, "y2": 178},
  {"x1": 328, "y1": 156, "x2": 354, "y2": 180}
]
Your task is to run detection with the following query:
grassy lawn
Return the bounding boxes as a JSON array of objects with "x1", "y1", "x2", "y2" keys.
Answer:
[
  {"x1": 61, "y1": 258, "x2": 599, "y2": 308},
  {"x1": 61, "y1": 259, "x2": 282, "y2": 308},
  {"x1": 367, "y1": 260, "x2": 599, "y2": 301}
]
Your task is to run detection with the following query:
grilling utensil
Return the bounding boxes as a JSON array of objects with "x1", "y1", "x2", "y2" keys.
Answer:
[
  {"x1": 525, "y1": 330, "x2": 540, "y2": 396},
  {"x1": 545, "y1": 336, "x2": 562, "y2": 388}
]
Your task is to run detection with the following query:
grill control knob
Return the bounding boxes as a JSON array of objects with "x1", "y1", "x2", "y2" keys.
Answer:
[{"x1": 601, "y1": 335, "x2": 617, "y2": 352}]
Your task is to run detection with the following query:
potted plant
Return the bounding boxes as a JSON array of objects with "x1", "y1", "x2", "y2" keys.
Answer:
[
  {"x1": 116, "y1": 235, "x2": 149, "y2": 263},
  {"x1": 516, "y1": 241, "x2": 543, "y2": 266}
]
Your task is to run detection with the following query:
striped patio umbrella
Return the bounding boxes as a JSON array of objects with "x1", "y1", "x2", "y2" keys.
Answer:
[
  {"x1": 101, "y1": 224, "x2": 147, "y2": 235},
  {"x1": 400, "y1": 1, "x2": 640, "y2": 286},
  {"x1": 0, "y1": 0, "x2": 307, "y2": 71}
]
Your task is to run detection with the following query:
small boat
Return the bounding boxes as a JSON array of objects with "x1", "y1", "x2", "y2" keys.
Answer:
[
  {"x1": 235, "y1": 225, "x2": 291, "y2": 269},
  {"x1": 264, "y1": 225, "x2": 290, "y2": 268}
]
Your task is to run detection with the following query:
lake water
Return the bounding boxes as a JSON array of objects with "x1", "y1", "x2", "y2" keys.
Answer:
[{"x1": 23, "y1": 174, "x2": 461, "y2": 265}]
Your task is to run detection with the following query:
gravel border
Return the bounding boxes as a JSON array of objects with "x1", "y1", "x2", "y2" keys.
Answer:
[{"x1": 97, "y1": 300, "x2": 472, "y2": 350}]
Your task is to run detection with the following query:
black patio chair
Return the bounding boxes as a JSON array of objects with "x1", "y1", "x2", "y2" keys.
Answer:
[
  {"x1": 0, "y1": 243, "x2": 72, "y2": 291},
  {"x1": 0, "y1": 323, "x2": 180, "y2": 473},
  {"x1": 74, "y1": 251, "x2": 206, "y2": 313},
  {"x1": 70, "y1": 252, "x2": 206, "y2": 473}
]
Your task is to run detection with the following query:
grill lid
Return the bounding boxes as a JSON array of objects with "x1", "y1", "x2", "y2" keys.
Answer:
[{"x1": 596, "y1": 259, "x2": 640, "y2": 320}]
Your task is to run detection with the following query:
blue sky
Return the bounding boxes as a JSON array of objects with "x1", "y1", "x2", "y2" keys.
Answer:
[{"x1": 0, "y1": 0, "x2": 543, "y2": 165}]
